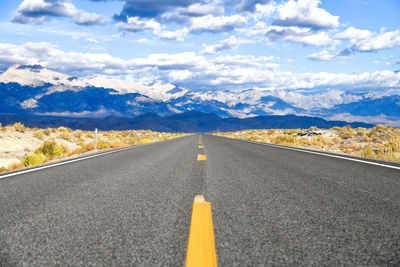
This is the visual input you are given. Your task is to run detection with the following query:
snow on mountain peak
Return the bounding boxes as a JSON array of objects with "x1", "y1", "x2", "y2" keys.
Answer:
[
  {"x1": 83, "y1": 76, "x2": 188, "y2": 101},
  {"x1": 0, "y1": 64, "x2": 87, "y2": 87}
]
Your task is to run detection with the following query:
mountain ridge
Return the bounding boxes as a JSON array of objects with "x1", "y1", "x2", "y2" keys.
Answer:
[
  {"x1": 0, "y1": 111, "x2": 373, "y2": 132},
  {"x1": 1, "y1": 64, "x2": 399, "y2": 126}
]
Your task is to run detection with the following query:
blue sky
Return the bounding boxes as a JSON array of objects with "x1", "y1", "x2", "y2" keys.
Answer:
[{"x1": 0, "y1": 0, "x2": 399, "y2": 91}]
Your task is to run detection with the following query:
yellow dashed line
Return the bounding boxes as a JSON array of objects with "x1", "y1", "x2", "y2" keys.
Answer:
[
  {"x1": 198, "y1": 145, "x2": 204, "y2": 148},
  {"x1": 186, "y1": 195, "x2": 217, "y2": 267},
  {"x1": 197, "y1": 154, "x2": 207, "y2": 161}
]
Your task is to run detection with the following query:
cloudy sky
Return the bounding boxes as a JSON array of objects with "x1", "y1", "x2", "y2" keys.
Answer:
[{"x1": 0, "y1": 0, "x2": 400, "y2": 92}]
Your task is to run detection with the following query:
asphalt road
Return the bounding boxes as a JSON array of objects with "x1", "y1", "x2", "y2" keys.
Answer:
[{"x1": 0, "y1": 134, "x2": 399, "y2": 266}]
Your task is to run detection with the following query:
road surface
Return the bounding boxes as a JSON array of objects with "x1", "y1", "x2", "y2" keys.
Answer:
[{"x1": 0, "y1": 134, "x2": 399, "y2": 265}]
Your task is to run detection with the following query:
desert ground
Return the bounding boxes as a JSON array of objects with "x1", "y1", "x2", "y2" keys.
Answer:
[
  {"x1": 0, "y1": 123, "x2": 187, "y2": 173},
  {"x1": 214, "y1": 125, "x2": 400, "y2": 163}
]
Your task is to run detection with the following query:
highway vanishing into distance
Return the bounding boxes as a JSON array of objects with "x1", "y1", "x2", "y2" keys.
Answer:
[{"x1": 1, "y1": 134, "x2": 400, "y2": 265}]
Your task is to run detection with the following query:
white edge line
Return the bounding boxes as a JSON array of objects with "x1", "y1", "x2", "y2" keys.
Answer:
[
  {"x1": 215, "y1": 135, "x2": 400, "y2": 171},
  {"x1": 0, "y1": 137, "x2": 178, "y2": 180}
]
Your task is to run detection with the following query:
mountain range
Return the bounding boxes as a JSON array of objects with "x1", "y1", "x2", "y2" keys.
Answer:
[
  {"x1": 1, "y1": 64, "x2": 399, "y2": 130},
  {"x1": 0, "y1": 112, "x2": 372, "y2": 132}
]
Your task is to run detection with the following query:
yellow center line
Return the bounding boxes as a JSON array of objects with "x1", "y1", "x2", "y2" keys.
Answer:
[
  {"x1": 198, "y1": 145, "x2": 204, "y2": 148},
  {"x1": 185, "y1": 195, "x2": 218, "y2": 267},
  {"x1": 197, "y1": 154, "x2": 207, "y2": 161}
]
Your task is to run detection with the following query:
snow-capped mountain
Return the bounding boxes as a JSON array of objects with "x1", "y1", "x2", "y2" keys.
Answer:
[{"x1": 1, "y1": 64, "x2": 400, "y2": 126}]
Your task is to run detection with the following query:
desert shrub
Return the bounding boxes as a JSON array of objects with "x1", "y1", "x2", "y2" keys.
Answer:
[
  {"x1": 8, "y1": 161, "x2": 24, "y2": 171},
  {"x1": 270, "y1": 135, "x2": 296, "y2": 145},
  {"x1": 107, "y1": 135, "x2": 116, "y2": 141},
  {"x1": 83, "y1": 143, "x2": 95, "y2": 151},
  {"x1": 374, "y1": 124, "x2": 386, "y2": 131},
  {"x1": 58, "y1": 127, "x2": 70, "y2": 132},
  {"x1": 24, "y1": 153, "x2": 47, "y2": 167},
  {"x1": 356, "y1": 127, "x2": 366, "y2": 136},
  {"x1": 69, "y1": 148, "x2": 83, "y2": 156},
  {"x1": 60, "y1": 132, "x2": 73, "y2": 141},
  {"x1": 137, "y1": 138, "x2": 151, "y2": 144},
  {"x1": 35, "y1": 141, "x2": 65, "y2": 158},
  {"x1": 308, "y1": 137, "x2": 325, "y2": 147},
  {"x1": 13, "y1": 122, "x2": 26, "y2": 132},
  {"x1": 33, "y1": 131, "x2": 45, "y2": 140},
  {"x1": 111, "y1": 142, "x2": 125, "y2": 148},
  {"x1": 128, "y1": 137, "x2": 138, "y2": 145},
  {"x1": 339, "y1": 131, "x2": 352, "y2": 139},
  {"x1": 77, "y1": 142, "x2": 86, "y2": 147},
  {"x1": 73, "y1": 130, "x2": 83, "y2": 138},
  {"x1": 43, "y1": 129, "x2": 51, "y2": 136},
  {"x1": 387, "y1": 138, "x2": 400, "y2": 152},
  {"x1": 0, "y1": 166, "x2": 7, "y2": 173},
  {"x1": 85, "y1": 133, "x2": 94, "y2": 138},
  {"x1": 97, "y1": 140, "x2": 111, "y2": 149},
  {"x1": 362, "y1": 146, "x2": 375, "y2": 158}
]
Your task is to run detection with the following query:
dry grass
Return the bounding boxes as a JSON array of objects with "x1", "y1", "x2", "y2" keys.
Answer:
[
  {"x1": 0, "y1": 122, "x2": 190, "y2": 172},
  {"x1": 24, "y1": 153, "x2": 47, "y2": 167},
  {"x1": 8, "y1": 161, "x2": 24, "y2": 171},
  {"x1": 43, "y1": 129, "x2": 51, "y2": 136},
  {"x1": 33, "y1": 130, "x2": 45, "y2": 140},
  {"x1": 214, "y1": 125, "x2": 400, "y2": 163},
  {"x1": 13, "y1": 122, "x2": 26, "y2": 133},
  {"x1": 60, "y1": 132, "x2": 73, "y2": 141},
  {"x1": 35, "y1": 141, "x2": 66, "y2": 159}
]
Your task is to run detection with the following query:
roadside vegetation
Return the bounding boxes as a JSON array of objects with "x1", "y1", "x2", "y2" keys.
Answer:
[
  {"x1": 0, "y1": 123, "x2": 188, "y2": 173},
  {"x1": 214, "y1": 125, "x2": 400, "y2": 163}
]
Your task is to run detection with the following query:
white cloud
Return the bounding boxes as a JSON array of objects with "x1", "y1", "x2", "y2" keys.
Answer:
[
  {"x1": 213, "y1": 54, "x2": 276, "y2": 67},
  {"x1": 287, "y1": 31, "x2": 337, "y2": 46},
  {"x1": 252, "y1": 2, "x2": 277, "y2": 20},
  {"x1": 35, "y1": 107, "x2": 113, "y2": 118},
  {"x1": 1, "y1": 41, "x2": 400, "y2": 92},
  {"x1": 90, "y1": 46, "x2": 106, "y2": 51},
  {"x1": 178, "y1": 2, "x2": 224, "y2": 17},
  {"x1": 350, "y1": 30, "x2": 400, "y2": 52},
  {"x1": 73, "y1": 10, "x2": 108, "y2": 25},
  {"x1": 21, "y1": 98, "x2": 38, "y2": 109},
  {"x1": 227, "y1": 0, "x2": 272, "y2": 12},
  {"x1": 307, "y1": 49, "x2": 336, "y2": 61},
  {"x1": 264, "y1": 25, "x2": 337, "y2": 47},
  {"x1": 189, "y1": 15, "x2": 247, "y2": 33},
  {"x1": 168, "y1": 69, "x2": 193, "y2": 81},
  {"x1": 154, "y1": 28, "x2": 189, "y2": 41},
  {"x1": 12, "y1": 0, "x2": 108, "y2": 25},
  {"x1": 201, "y1": 36, "x2": 253, "y2": 54},
  {"x1": 86, "y1": 38, "x2": 99, "y2": 44},
  {"x1": 273, "y1": 0, "x2": 339, "y2": 29},
  {"x1": 134, "y1": 38, "x2": 150, "y2": 43},
  {"x1": 117, "y1": 17, "x2": 161, "y2": 32},
  {"x1": 334, "y1": 26, "x2": 372, "y2": 40}
]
